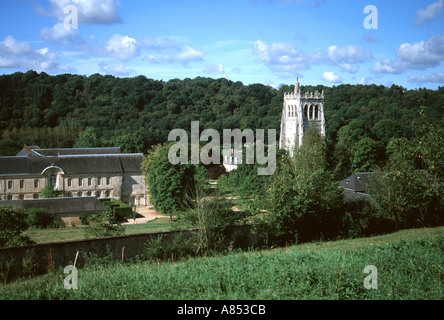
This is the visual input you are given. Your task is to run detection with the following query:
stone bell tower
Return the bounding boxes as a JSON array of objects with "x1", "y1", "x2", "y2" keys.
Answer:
[{"x1": 279, "y1": 78, "x2": 326, "y2": 155}]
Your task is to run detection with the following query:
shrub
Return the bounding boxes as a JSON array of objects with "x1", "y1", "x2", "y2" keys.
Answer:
[
  {"x1": 113, "y1": 203, "x2": 132, "y2": 221},
  {"x1": 83, "y1": 207, "x2": 125, "y2": 239},
  {"x1": 40, "y1": 183, "x2": 62, "y2": 199},
  {"x1": 0, "y1": 207, "x2": 34, "y2": 247},
  {"x1": 26, "y1": 208, "x2": 64, "y2": 229},
  {"x1": 79, "y1": 214, "x2": 90, "y2": 225},
  {"x1": 216, "y1": 174, "x2": 230, "y2": 193},
  {"x1": 339, "y1": 199, "x2": 395, "y2": 238},
  {"x1": 145, "y1": 232, "x2": 199, "y2": 261}
]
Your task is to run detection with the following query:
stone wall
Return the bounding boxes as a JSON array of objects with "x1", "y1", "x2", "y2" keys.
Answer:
[{"x1": 0, "y1": 225, "x2": 265, "y2": 281}]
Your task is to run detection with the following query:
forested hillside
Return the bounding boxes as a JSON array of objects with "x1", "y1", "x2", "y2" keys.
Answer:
[{"x1": 1, "y1": 70, "x2": 443, "y2": 180}]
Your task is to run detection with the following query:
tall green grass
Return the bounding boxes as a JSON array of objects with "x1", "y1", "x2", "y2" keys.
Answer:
[{"x1": 1, "y1": 227, "x2": 443, "y2": 300}]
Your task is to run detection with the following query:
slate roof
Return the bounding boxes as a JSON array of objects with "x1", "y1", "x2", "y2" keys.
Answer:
[
  {"x1": 16, "y1": 146, "x2": 121, "y2": 157},
  {"x1": 339, "y1": 172, "x2": 374, "y2": 193},
  {"x1": 339, "y1": 172, "x2": 376, "y2": 202},
  {"x1": 0, "y1": 153, "x2": 144, "y2": 176},
  {"x1": 37, "y1": 147, "x2": 121, "y2": 157},
  {"x1": 0, "y1": 197, "x2": 105, "y2": 214},
  {"x1": 342, "y1": 190, "x2": 373, "y2": 202}
]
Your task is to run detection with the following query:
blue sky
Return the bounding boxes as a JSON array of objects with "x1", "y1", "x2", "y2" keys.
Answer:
[{"x1": 0, "y1": 0, "x2": 443, "y2": 89}]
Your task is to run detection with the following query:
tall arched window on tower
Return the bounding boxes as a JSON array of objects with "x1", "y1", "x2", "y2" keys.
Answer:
[
  {"x1": 315, "y1": 105, "x2": 319, "y2": 120},
  {"x1": 304, "y1": 105, "x2": 308, "y2": 120}
]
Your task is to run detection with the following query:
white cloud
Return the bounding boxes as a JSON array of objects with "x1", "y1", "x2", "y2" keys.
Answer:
[
  {"x1": 359, "y1": 77, "x2": 373, "y2": 85},
  {"x1": 322, "y1": 71, "x2": 342, "y2": 83},
  {"x1": 140, "y1": 37, "x2": 206, "y2": 66},
  {"x1": 327, "y1": 45, "x2": 371, "y2": 64},
  {"x1": 408, "y1": 72, "x2": 444, "y2": 84},
  {"x1": 416, "y1": 0, "x2": 444, "y2": 25},
  {"x1": 143, "y1": 54, "x2": 160, "y2": 64},
  {"x1": 105, "y1": 34, "x2": 139, "y2": 60},
  {"x1": 0, "y1": 35, "x2": 33, "y2": 55},
  {"x1": 139, "y1": 37, "x2": 180, "y2": 50},
  {"x1": 362, "y1": 34, "x2": 381, "y2": 43},
  {"x1": 41, "y1": 0, "x2": 121, "y2": 25},
  {"x1": 373, "y1": 35, "x2": 444, "y2": 74},
  {"x1": 0, "y1": 36, "x2": 72, "y2": 73},
  {"x1": 253, "y1": 40, "x2": 316, "y2": 73},
  {"x1": 99, "y1": 62, "x2": 135, "y2": 76},
  {"x1": 338, "y1": 63, "x2": 358, "y2": 73},
  {"x1": 372, "y1": 59, "x2": 405, "y2": 74},
  {"x1": 397, "y1": 35, "x2": 444, "y2": 67},
  {"x1": 163, "y1": 45, "x2": 204, "y2": 65},
  {"x1": 204, "y1": 63, "x2": 225, "y2": 75},
  {"x1": 253, "y1": 40, "x2": 371, "y2": 76},
  {"x1": 39, "y1": 23, "x2": 84, "y2": 47}
]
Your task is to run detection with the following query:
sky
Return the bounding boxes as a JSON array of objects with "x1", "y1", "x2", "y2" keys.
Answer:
[{"x1": 0, "y1": 0, "x2": 443, "y2": 90}]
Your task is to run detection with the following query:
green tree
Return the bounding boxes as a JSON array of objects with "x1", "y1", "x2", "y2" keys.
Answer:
[
  {"x1": 180, "y1": 186, "x2": 240, "y2": 254},
  {"x1": 368, "y1": 133, "x2": 443, "y2": 229},
  {"x1": 294, "y1": 125, "x2": 327, "y2": 172},
  {"x1": 420, "y1": 126, "x2": 444, "y2": 182},
  {"x1": 74, "y1": 127, "x2": 100, "y2": 148},
  {"x1": 26, "y1": 208, "x2": 64, "y2": 229},
  {"x1": 0, "y1": 139, "x2": 21, "y2": 156},
  {"x1": 259, "y1": 128, "x2": 343, "y2": 245},
  {"x1": 40, "y1": 183, "x2": 62, "y2": 199},
  {"x1": 350, "y1": 137, "x2": 379, "y2": 173},
  {"x1": 226, "y1": 144, "x2": 277, "y2": 208},
  {"x1": 336, "y1": 119, "x2": 369, "y2": 147},
  {"x1": 0, "y1": 207, "x2": 34, "y2": 247},
  {"x1": 332, "y1": 141, "x2": 352, "y2": 181},
  {"x1": 385, "y1": 137, "x2": 417, "y2": 171},
  {"x1": 142, "y1": 143, "x2": 208, "y2": 216}
]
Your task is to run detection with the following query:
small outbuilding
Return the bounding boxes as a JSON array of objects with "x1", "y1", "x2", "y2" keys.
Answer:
[{"x1": 339, "y1": 172, "x2": 374, "y2": 202}]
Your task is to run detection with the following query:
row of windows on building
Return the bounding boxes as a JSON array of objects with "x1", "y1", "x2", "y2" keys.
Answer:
[
  {"x1": 1, "y1": 176, "x2": 112, "y2": 191},
  {"x1": 0, "y1": 190, "x2": 112, "y2": 201},
  {"x1": 65, "y1": 176, "x2": 112, "y2": 187}
]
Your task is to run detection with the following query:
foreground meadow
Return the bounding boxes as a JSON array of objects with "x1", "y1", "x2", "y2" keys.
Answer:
[{"x1": 1, "y1": 227, "x2": 443, "y2": 300}]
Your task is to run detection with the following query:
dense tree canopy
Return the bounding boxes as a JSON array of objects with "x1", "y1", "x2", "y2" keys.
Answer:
[{"x1": 1, "y1": 70, "x2": 443, "y2": 180}]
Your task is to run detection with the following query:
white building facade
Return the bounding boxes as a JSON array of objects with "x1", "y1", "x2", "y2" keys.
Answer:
[{"x1": 0, "y1": 146, "x2": 147, "y2": 207}]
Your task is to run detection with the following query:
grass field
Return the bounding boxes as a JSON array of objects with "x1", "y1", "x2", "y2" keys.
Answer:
[
  {"x1": 1, "y1": 226, "x2": 443, "y2": 300},
  {"x1": 24, "y1": 217, "x2": 172, "y2": 244}
]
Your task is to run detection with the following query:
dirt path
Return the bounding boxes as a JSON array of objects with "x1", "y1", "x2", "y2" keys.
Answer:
[
  {"x1": 123, "y1": 196, "x2": 242, "y2": 225},
  {"x1": 122, "y1": 206, "x2": 168, "y2": 225}
]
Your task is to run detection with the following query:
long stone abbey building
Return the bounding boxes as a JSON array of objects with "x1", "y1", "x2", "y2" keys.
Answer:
[
  {"x1": 279, "y1": 78, "x2": 326, "y2": 154},
  {"x1": 0, "y1": 146, "x2": 147, "y2": 206}
]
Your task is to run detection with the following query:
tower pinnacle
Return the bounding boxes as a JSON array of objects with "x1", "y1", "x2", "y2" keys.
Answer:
[{"x1": 295, "y1": 77, "x2": 300, "y2": 95}]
